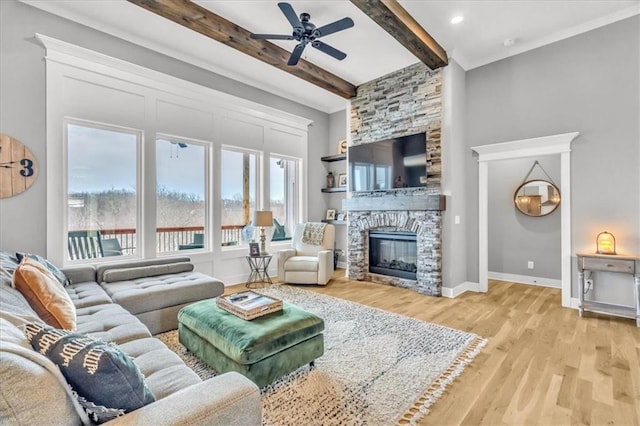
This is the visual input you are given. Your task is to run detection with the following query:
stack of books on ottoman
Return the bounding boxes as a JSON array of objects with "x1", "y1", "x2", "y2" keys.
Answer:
[{"x1": 217, "y1": 291, "x2": 283, "y2": 320}]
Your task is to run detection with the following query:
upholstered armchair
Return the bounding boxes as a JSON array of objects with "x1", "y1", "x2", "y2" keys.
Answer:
[{"x1": 278, "y1": 223, "x2": 335, "y2": 285}]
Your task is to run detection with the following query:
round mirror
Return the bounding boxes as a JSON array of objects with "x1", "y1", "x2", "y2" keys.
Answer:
[{"x1": 514, "y1": 179, "x2": 560, "y2": 217}]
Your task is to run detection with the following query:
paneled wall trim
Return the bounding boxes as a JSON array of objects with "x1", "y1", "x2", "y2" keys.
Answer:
[
  {"x1": 347, "y1": 64, "x2": 444, "y2": 296},
  {"x1": 37, "y1": 34, "x2": 310, "y2": 283}
]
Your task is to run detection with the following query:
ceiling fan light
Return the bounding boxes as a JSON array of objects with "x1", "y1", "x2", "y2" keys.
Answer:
[{"x1": 450, "y1": 16, "x2": 464, "y2": 25}]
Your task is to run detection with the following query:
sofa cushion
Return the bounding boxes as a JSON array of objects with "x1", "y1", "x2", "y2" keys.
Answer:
[
  {"x1": 0, "y1": 278, "x2": 41, "y2": 322},
  {"x1": 0, "y1": 318, "x2": 88, "y2": 425},
  {"x1": 75, "y1": 303, "x2": 151, "y2": 344},
  {"x1": 0, "y1": 251, "x2": 19, "y2": 286},
  {"x1": 100, "y1": 271, "x2": 224, "y2": 316},
  {"x1": 102, "y1": 262, "x2": 194, "y2": 283},
  {"x1": 26, "y1": 322, "x2": 156, "y2": 424},
  {"x1": 96, "y1": 257, "x2": 192, "y2": 283},
  {"x1": 118, "y1": 338, "x2": 202, "y2": 400},
  {"x1": 16, "y1": 252, "x2": 71, "y2": 286},
  {"x1": 13, "y1": 258, "x2": 76, "y2": 330},
  {"x1": 284, "y1": 256, "x2": 320, "y2": 272},
  {"x1": 67, "y1": 281, "x2": 113, "y2": 308}
]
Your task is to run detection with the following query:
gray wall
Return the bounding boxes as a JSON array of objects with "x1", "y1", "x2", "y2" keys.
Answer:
[
  {"x1": 466, "y1": 16, "x2": 639, "y2": 302},
  {"x1": 0, "y1": 0, "x2": 329, "y2": 254},
  {"x1": 488, "y1": 156, "x2": 561, "y2": 279}
]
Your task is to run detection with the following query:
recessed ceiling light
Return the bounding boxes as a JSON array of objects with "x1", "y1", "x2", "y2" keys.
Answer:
[{"x1": 450, "y1": 16, "x2": 464, "y2": 25}]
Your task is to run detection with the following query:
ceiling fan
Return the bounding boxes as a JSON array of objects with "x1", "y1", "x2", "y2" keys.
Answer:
[{"x1": 250, "y1": 2, "x2": 354, "y2": 66}]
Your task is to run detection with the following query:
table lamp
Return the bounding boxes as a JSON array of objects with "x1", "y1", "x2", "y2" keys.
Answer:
[{"x1": 254, "y1": 211, "x2": 273, "y2": 255}]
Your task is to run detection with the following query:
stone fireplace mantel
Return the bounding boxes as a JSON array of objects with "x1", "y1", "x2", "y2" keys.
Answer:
[
  {"x1": 342, "y1": 194, "x2": 445, "y2": 212},
  {"x1": 343, "y1": 191, "x2": 445, "y2": 296}
]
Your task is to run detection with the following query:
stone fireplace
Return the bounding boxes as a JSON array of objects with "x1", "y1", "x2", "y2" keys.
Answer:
[
  {"x1": 345, "y1": 62, "x2": 444, "y2": 296},
  {"x1": 343, "y1": 191, "x2": 445, "y2": 296}
]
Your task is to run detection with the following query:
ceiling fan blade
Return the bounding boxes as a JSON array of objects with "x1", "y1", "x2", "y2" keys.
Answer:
[
  {"x1": 288, "y1": 43, "x2": 306, "y2": 66},
  {"x1": 313, "y1": 17, "x2": 354, "y2": 38},
  {"x1": 311, "y1": 40, "x2": 347, "y2": 60},
  {"x1": 250, "y1": 33, "x2": 294, "y2": 40},
  {"x1": 278, "y1": 2, "x2": 303, "y2": 30}
]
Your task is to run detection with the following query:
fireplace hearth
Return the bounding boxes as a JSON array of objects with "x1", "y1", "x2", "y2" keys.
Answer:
[{"x1": 369, "y1": 230, "x2": 417, "y2": 280}]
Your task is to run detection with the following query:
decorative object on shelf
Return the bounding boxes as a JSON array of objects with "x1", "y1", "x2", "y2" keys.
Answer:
[
  {"x1": 326, "y1": 171, "x2": 335, "y2": 188},
  {"x1": 596, "y1": 231, "x2": 616, "y2": 255},
  {"x1": 249, "y1": 242, "x2": 260, "y2": 257},
  {"x1": 253, "y1": 210, "x2": 273, "y2": 255},
  {"x1": 336, "y1": 213, "x2": 345, "y2": 221},
  {"x1": 337, "y1": 173, "x2": 347, "y2": 187},
  {"x1": 326, "y1": 209, "x2": 336, "y2": 220},
  {"x1": 337, "y1": 139, "x2": 347, "y2": 154},
  {"x1": 513, "y1": 160, "x2": 560, "y2": 217},
  {"x1": 0, "y1": 133, "x2": 38, "y2": 199}
]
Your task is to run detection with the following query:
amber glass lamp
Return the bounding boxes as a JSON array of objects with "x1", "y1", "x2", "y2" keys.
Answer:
[{"x1": 596, "y1": 231, "x2": 616, "y2": 255}]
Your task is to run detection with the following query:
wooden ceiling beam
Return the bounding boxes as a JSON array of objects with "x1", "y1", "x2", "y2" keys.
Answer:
[
  {"x1": 350, "y1": 0, "x2": 448, "y2": 70},
  {"x1": 127, "y1": 0, "x2": 356, "y2": 99}
]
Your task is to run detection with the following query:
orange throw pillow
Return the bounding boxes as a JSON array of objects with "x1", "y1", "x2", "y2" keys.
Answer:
[{"x1": 13, "y1": 257, "x2": 76, "y2": 330}]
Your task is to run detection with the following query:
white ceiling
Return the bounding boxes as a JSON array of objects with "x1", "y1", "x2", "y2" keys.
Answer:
[{"x1": 23, "y1": 0, "x2": 640, "y2": 113}]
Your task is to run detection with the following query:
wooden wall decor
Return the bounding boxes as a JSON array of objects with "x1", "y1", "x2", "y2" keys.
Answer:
[{"x1": 0, "y1": 133, "x2": 38, "y2": 198}]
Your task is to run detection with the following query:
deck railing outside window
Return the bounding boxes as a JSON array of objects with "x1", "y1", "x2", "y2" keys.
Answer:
[{"x1": 88, "y1": 225, "x2": 245, "y2": 255}]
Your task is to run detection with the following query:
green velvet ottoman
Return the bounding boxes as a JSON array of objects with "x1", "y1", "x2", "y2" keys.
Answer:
[{"x1": 177, "y1": 298, "x2": 324, "y2": 388}]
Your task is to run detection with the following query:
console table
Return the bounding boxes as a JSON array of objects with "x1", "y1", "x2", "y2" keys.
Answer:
[{"x1": 577, "y1": 252, "x2": 640, "y2": 327}]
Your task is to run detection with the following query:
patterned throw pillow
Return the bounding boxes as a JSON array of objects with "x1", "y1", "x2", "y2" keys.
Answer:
[
  {"x1": 16, "y1": 252, "x2": 71, "y2": 286},
  {"x1": 0, "y1": 251, "x2": 20, "y2": 285},
  {"x1": 26, "y1": 323, "x2": 155, "y2": 424}
]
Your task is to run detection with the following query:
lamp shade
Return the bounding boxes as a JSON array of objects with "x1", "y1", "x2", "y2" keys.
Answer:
[{"x1": 254, "y1": 211, "x2": 273, "y2": 227}]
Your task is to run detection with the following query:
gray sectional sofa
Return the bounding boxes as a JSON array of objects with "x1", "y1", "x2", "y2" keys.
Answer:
[{"x1": 0, "y1": 254, "x2": 262, "y2": 425}]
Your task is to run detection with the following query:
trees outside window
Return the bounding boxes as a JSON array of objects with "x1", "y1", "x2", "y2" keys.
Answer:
[
  {"x1": 66, "y1": 122, "x2": 139, "y2": 260},
  {"x1": 156, "y1": 137, "x2": 207, "y2": 252}
]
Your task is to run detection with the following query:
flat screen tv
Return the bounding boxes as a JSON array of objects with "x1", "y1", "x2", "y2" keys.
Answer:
[{"x1": 348, "y1": 132, "x2": 427, "y2": 192}]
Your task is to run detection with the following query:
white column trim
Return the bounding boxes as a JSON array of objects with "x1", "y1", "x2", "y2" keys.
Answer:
[
  {"x1": 478, "y1": 161, "x2": 489, "y2": 293},
  {"x1": 471, "y1": 132, "x2": 579, "y2": 307}
]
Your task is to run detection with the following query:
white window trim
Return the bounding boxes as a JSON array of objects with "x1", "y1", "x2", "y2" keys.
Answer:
[
  {"x1": 39, "y1": 33, "x2": 311, "y2": 268},
  {"x1": 63, "y1": 118, "x2": 143, "y2": 264},
  {"x1": 156, "y1": 133, "x2": 211, "y2": 255}
]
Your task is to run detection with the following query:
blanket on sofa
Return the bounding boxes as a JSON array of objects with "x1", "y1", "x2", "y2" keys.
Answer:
[{"x1": 301, "y1": 223, "x2": 326, "y2": 246}]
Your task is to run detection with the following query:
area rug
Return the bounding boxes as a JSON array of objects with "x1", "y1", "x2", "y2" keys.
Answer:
[{"x1": 157, "y1": 285, "x2": 487, "y2": 425}]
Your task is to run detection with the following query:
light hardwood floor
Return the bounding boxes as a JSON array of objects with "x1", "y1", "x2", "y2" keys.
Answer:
[{"x1": 226, "y1": 271, "x2": 640, "y2": 425}]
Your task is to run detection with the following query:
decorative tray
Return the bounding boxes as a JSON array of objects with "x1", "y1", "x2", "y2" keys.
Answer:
[{"x1": 216, "y1": 291, "x2": 283, "y2": 320}]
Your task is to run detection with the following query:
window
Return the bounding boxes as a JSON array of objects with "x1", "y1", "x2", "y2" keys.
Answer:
[
  {"x1": 270, "y1": 155, "x2": 300, "y2": 240},
  {"x1": 66, "y1": 122, "x2": 139, "y2": 260},
  {"x1": 220, "y1": 147, "x2": 258, "y2": 247},
  {"x1": 156, "y1": 137, "x2": 207, "y2": 252}
]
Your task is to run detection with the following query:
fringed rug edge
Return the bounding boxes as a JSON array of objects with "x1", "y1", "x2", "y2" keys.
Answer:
[{"x1": 396, "y1": 335, "x2": 488, "y2": 425}]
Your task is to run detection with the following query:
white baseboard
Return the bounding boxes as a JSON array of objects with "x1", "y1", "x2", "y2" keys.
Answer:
[
  {"x1": 570, "y1": 297, "x2": 580, "y2": 309},
  {"x1": 488, "y1": 271, "x2": 561, "y2": 288},
  {"x1": 442, "y1": 281, "x2": 480, "y2": 298}
]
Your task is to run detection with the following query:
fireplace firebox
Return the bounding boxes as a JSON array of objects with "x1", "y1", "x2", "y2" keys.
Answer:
[{"x1": 368, "y1": 230, "x2": 417, "y2": 280}]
